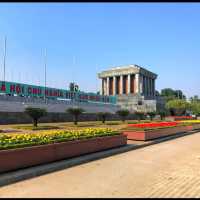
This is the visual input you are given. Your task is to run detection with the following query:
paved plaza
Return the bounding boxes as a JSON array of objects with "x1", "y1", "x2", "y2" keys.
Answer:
[{"x1": 1, "y1": 132, "x2": 200, "y2": 198}]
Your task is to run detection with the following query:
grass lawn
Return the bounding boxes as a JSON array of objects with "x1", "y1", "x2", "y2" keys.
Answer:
[
  {"x1": 12, "y1": 125, "x2": 61, "y2": 131},
  {"x1": 0, "y1": 119, "x2": 165, "y2": 134}
]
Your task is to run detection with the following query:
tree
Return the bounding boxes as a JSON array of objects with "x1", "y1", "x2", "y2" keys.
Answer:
[
  {"x1": 157, "y1": 109, "x2": 169, "y2": 120},
  {"x1": 135, "y1": 111, "x2": 146, "y2": 121},
  {"x1": 190, "y1": 95, "x2": 200, "y2": 103},
  {"x1": 147, "y1": 111, "x2": 156, "y2": 121},
  {"x1": 155, "y1": 90, "x2": 160, "y2": 97},
  {"x1": 66, "y1": 107, "x2": 84, "y2": 125},
  {"x1": 166, "y1": 99, "x2": 190, "y2": 116},
  {"x1": 116, "y1": 109, "x2": 130, "y2": 122},
  {"x1": 97, "y1": 112, "x2": 110, "y2": 123},
  {"x1": 161, "y1": 88, "x2": 186, "y2": 102},
  {"x1": 174, "y1": 90, "x2": 186, "y2": 100},
  {"x1": 24, "y1": 107, "x2": 47, "y2": 127},
  {"x1": 190, "y1": 101, "x2": 200, "y2": 116},
  {"x1": 161, "y1": 88, "x2": 174, "y2": 96}
]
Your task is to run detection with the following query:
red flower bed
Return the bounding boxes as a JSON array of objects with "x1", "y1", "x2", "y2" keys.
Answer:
[
  {"x1": 128, "y1": 121, "x2": 179, "y2": 128},
  {"x1": 172, "y1": 116, "x2": 192, "y2": 119},
  {"x1": 173, "y1": 116, "x2": 194, "y2": 121}
]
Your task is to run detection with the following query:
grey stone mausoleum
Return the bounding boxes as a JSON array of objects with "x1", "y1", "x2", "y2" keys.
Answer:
[{"x1": 98, "y1": 64, "x2": 158, "y2": 112}]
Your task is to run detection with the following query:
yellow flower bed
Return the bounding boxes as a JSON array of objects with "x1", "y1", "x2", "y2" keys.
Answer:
[
  {"x1": 179, "y1": 120, "x2": 200, "y2": 123},
  {"x1": 0, "y1": 128, "x2": 119, "y2": 150}
]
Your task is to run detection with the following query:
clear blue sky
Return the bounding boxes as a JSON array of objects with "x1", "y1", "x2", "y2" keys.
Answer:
[{"x1": 0, "y1": 3, "x2": 199, "y2": 98}]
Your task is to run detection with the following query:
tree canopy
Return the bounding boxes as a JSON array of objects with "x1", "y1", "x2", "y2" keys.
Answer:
[
  {"x1": 66, "y1": 107, "x2": 85, "y2": 125},
  {"x1": 97, "y1": 112, "x2": 110, "y2": 123},
  {"x1": 190, "y1": 101, "x2": 200, "y2": 116},
  {"x1": 147, "y1": 111, "x2": 156, "y2": 121},
  {"x1": 134, "y1": 111, "x2": 146, "y2": 121},
  {"x1": 24, "y1": 107, "x2": 47, "y2": 127},
  {"x1": 156, "y1": 108, "x2": 170, "y2": 120},
  {"x1": 160, "y1": 88, "x2": 186, "y2": 102},
  {"x1": 166, "y1": 99, "x2": 190, "y2": 116},
  {"x1": 116, "y1": 109, "x2": 130, "y2": 122},
  {"x1": 190, "y1": 95, "x2": 200, "y2": 103}
]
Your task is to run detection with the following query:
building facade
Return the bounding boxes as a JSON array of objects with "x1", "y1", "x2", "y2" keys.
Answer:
[{"x1": 98, "y1": 64, "x2": 158, "y2": 112}]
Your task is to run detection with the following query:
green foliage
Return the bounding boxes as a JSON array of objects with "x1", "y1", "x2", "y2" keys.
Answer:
[
  {"x1": 190, "y1": 101, "x2": 200, "y2": 116},
  {"x1": 157, "y1": 110, "x2": 166, "y2": 120},
  {"x1": 157, "y1": 108, "x2": 170, "y2": 120},
  {"x1": 97, "y1": 112, "x2": 110, "y2": 124},
  {"x1": 0, "y1": 128, "x2": 119, "y2": 150},
  {"x1": 24, "y1": 107, "x2": 47, "y2": 127},
  {"x1": 161, "y1": 88, "x2": 175, "y2": 97},
  {"x1": 161, "y1": 88, "x2": 186, "y2": 102},
  {"x1": 13, "y1": 125, "x2": 60, "y2": 131},
  {"x1": 134, "y1": 111, "x2": 146, "y2": 121},
  {"x1": 166, "y1": 99, "x2": 190, "y2": 116},
  {"x1": 66, "y1": 107, "x2": 85, "y2": 125},
  {"x1": 190, "y1": 95, "x2": 200, "y2": 103},
  {"x1": 155, "y1": 90, "x2": 160, "y2": 96},
  {"x1": 106, "y1": 122, "x2": 120, "y2": 125},
  {"x1": 174, "y1": 90, "x2": 186, "y2": 99},
  {"x1": 147, "y1": 112, "x2": 156, "y2": 121},
  {"x1": 116, "y1": 109, "x2": 130, "y2": 122}
]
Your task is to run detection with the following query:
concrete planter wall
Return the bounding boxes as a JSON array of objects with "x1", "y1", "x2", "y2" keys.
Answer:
[
  {"x1": 123, "y1": 126, "x2": 194, "y2": 141},
  {"x1": 191, "y1": 124, "x2": 200, "y2": 130},
  {"x1": 0, "y1": 134, "x2": 127, "y2": 174}
]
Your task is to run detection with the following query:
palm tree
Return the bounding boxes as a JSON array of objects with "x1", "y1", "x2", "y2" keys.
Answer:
[
  {"x1": 66, "y1": 107, "x2": 84, "y2": 125},
  {"x1": 24, "y1": 107, "x2": 47, "y2": 127},
  {"x1": 147, "y1": 112, "x2": 156, "y2": 121},
  {"x1": 116, "y1": 109, "x2": 130, "y2": 122},
  {"x1": 97, "y1": 112, "x2": 110, "y2": 123},
  {"x1": 157, "y1": 109, "x2": 169, "y2": 120},
  {"x1": 135, "y1": 111, "x2": 145, "y2": 121}
]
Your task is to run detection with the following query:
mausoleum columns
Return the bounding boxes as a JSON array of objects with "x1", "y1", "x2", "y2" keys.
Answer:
[
  {"x1": 139, "y1": 75, "x2": 143, "y2": 94},
  {"x1": 135, "y1": 73, "x2": 140, "y2": 94},
  {"x1": 100, "y1": 73, "x2": 156, "y2": 97},
  {"x1": 152, "y1": 79, "x2": 155, "y2": 96},
  {"x1": 102, "y1": 78, "x2": 107, "y2": 95},
  {"x1": 113, "y1": 76, "x2": 116, "y2": 95},
  {"x1": 149, "y1": 78, "x2": 151, "y2": 96},
  {"x1": 127, "y1": 74, "x2": 131, "y2": 94},
  {"x1": 147, "y1": 77, "x2": 150, "y2": 96},
  {"x1": 145, "y1": 76, "x2": 148, "y2": 96},
  {"x1": 106, "y1": 77, "x2": 109, "y2": 96},
  {"x1": 120, "y1": 75, "x2": 123, "y2": 95},
  {"x1": 101, "y1": 79, "x2": 104, "y2": 95}
]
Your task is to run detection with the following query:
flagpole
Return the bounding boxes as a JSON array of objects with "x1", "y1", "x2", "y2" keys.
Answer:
[
  {"x1": 44, "y1": 48, "x2": 47, "y2": 104},
  {"x1": 3, "y1": 36, "x2": 7, "y2": 82}
]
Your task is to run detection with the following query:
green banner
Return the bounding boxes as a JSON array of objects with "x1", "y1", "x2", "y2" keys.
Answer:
[{"x1": 0, "y1": 81, "x2": 116, "y2": 104}]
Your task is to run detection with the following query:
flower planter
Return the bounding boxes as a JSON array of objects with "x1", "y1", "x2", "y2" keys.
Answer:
[
  {"x1": 0, "y1": 134, "x2": 127, "y2": 174},
  {"x1": 191, "y1": 124, "x2": 200, "y2": 130},
  {"x1": 123, "y1": 126, "x2": 193, "y2": 141}
]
